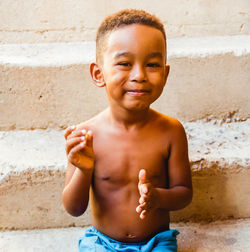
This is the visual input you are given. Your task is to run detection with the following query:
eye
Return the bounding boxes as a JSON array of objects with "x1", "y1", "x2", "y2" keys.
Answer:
[
  {"x1": 147, "y1": 62, "x2": 161, "y2": 68},
  {"x1": 117, "y1": 62, "x2": 132, "y2": 67}
]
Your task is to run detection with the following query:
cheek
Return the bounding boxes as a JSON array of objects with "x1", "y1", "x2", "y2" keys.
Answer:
[
  {"x1": 106, "y1": 70, "x2": 128, "y2": 86},
  {"x1": 149, "y1": 75, "x2": 166, "y2": 99},
  {"x1": 149, "y1": 72, "x2": 166, "y2": 87}
]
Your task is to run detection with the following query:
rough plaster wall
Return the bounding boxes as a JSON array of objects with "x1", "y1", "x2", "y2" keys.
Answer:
[
  {"x1": 1, "y1": 169, "x2": 249, "y2": 230},
  {"x1": 0, "y1": 65, "x2": 108, "y2": 130},
  {"x1": 0, "y1": 170, "x2": 92, "y2": 230},
  {"x1": 0, "y1": 0, "x2": 249, "y2": 43},
  {"x1": 0, "y1": 52, "x2": 249, "y2": 130},
  {"x1": 0, "y1": 120, "x2": 249, "y2": 230}
]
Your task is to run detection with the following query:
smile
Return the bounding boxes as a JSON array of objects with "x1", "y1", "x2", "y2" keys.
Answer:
[{"x1": 126, "y1": 90, "x2": 150, "y2": 96}]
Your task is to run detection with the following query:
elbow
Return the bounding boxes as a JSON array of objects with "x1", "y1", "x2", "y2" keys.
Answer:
[
  {"x1": 183, "y1": 187, "x2": 193, "y2": 208},
  {"x1": 62, "y1": 192, "x2": 88, "y2": 217},
  {"x1": 64, "y1": 205, "x2": 86, "y2": 217},
  {"x1": 63, "y1": 200, "x2": 87, "y2": 217},
  {"x1": 66, "y1": 207, "x2": 86, "y2": 217}
]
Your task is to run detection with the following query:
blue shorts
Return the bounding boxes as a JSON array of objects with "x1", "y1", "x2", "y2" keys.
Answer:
[{"x1": 79, "y1": 226, "x2": 179, "y2": 251}]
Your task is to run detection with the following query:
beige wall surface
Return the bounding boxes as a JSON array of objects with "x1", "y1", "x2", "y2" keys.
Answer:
[
  {"x1": 0, "y1": 0, "x2": 249, "y2": 43},
  {"x1": 1, "y1": 49, "x2": 249, "y2": 130}
]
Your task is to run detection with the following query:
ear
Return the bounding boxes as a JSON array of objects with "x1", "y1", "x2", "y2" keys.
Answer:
[
  {"x1": 90, "y1": 62, "x2": 106, "y2": 87},
  {"x1": 164, "y1": 64, "x2": 170, "y2": 84}
]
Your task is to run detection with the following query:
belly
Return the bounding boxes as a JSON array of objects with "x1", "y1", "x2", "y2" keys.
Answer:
[{"x1": 89, "y1": 180, "x2": 170, "y2": 242}]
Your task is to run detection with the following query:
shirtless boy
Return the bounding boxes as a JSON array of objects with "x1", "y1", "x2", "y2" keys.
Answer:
[{"x1": 62, "y1": 9, "x2": 192, "y2": 251}]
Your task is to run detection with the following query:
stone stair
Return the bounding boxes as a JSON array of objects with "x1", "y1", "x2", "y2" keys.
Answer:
[
  {"x1": 1, "y1": 220, "x2": 250, "y2": 252},
  {"x1": 0, "y1": 1, "x2": 250, "y2": 251},
  {"x1": 0, "y1": 35, "x2": 249, "y2": 130},
  {"x1": 0, "y1": 120, "x2": 249, "y2": 230}
]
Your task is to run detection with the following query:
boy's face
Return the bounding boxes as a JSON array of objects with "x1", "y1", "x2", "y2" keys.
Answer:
[{"x1": 94, "y1": 24, "x2": 169, "y2": 112}]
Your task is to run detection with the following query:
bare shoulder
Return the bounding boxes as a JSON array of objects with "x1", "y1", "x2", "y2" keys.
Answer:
[
  {"x1": 151, "y1": 109, "x2": 185, "y2": 135},
  {"x1": 74, "y1": 109, "x2": 108, "y2": 133}
]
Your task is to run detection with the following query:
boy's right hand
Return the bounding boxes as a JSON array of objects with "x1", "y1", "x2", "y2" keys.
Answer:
[{"x1": 64, "y1": 126, "x2": 95, "y2": 172}]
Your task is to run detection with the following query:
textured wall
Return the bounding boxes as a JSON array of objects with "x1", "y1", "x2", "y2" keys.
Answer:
[{"x1": 0, "y1": 0, "x2": 249, "y2": 43}]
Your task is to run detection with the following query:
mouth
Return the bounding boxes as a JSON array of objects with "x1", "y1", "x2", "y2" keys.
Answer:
[{"x1": 126, "y1": 89, "x2": 150, "y2": 96}]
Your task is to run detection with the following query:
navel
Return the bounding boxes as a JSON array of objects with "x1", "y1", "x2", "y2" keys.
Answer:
[{"x1": 126, "y1": 233, "x2": 136, "y2": 239}]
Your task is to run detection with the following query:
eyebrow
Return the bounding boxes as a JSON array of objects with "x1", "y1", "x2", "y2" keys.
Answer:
[
  {"x1": 114, "y1": 52, "x2": 133, "y2": 60},
  {"x1": 114, "y1": 51, "x2": 163, "y2": 60},
  {"x1": 147, "y1": 52, "x2": 163, "y2": 59}
]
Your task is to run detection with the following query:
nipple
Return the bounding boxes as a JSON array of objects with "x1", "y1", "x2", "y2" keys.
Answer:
[{"x1": 101, "y1": 175, "x2": 110, "y2": 180}]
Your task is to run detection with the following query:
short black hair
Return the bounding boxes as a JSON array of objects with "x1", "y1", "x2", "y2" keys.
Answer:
[{"x1": 96, "y1": 9, "x2": 166, "y2": 63}]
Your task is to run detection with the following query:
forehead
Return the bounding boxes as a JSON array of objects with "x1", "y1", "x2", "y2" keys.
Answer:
[{"x1": 104, "y1": 24, "x2": 166, "y2": 60}]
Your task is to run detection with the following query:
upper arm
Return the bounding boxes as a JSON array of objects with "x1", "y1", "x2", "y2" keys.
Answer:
[{"x1": 167, "y1": 121, "x2": 192, "y2": 190}]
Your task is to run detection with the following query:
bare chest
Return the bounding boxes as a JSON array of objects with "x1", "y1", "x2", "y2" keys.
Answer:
[{"x1": 93, "y1": 132, "x2": 168, "y2": 186}]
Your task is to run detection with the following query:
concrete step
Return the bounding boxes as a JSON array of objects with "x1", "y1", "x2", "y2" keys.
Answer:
[
  {"x1": 0, "y1": 35, "x2": 250, "y2": 130},
  {"x1": 0, "y1": 0, "x2": 249, "y2": 43},
  {"x1": 0, "y1": 120, "x2": 249, "y2": 230},
  {"x1": 0, "y1": 219, "x2": 250, "y2": 252}
]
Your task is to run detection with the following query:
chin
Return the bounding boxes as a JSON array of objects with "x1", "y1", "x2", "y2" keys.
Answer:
[{"x1": 125, "y1": 103, "x2": 151, "y2": 111}]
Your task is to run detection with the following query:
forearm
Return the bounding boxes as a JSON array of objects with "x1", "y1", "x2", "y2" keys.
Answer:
[
  {"x1": 155, "y1": 185, "x2": 193, "y2": 211},
  {"x1": 62, "y1": 168, "x2": 93, "y2": 217}
]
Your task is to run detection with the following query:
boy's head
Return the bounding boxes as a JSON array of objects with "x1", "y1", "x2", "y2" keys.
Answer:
[
  {"x1": 96, "y1": 9, "x2": 166, "y2": 64},
  {"x1": 91, "y1": 9, "x2": 169, "y2": 112}
]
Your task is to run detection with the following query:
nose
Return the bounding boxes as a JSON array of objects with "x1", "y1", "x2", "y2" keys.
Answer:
[{"x1": 131, "y1": 64, "x2": 147, "y2": 83}]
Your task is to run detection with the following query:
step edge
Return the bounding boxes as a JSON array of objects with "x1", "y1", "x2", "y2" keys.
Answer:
[{"x1": 0, "y1": 35, "x2": 250, "y2": 67}]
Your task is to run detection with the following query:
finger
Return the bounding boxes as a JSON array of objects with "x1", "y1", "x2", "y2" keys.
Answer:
[
  {"x1": 136, "y1": 205, "x2": 141, "y2": 213},
  {"x1": 68, "y1": 142, "x2": 85, "y2": 161},
  {"x1": 136, "y1": 202, "x2": 146, "y2": 213},
  {"x1": 140, "y1": 210, "x2": 147, "y2": 219},
  {"x1": 85, "y1": 130, "x2": 93, "y2": 147},
  {"x1": 139, "y1": 184, "x2": 148, "y2": 196},
  {"x1": 138, "y1": 169, "x2": 147, "y2": 185},
  {"x1": 139, "y1": 195, "x2": 147, "y2": 205},
  {"x1": 64, "y1": 125, "x2": 76, "y2": 140},
  {"x1": 65, "y1": 136, "x2": 85, "y2": 154},
  {"x1": 67, "y1": 129, "x2": 87, "y2": 140}
]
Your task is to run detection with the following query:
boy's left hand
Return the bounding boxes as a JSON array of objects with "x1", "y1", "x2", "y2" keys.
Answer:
[{"x1": 136, "y1": 169, "x2": 159, "y2": 219}]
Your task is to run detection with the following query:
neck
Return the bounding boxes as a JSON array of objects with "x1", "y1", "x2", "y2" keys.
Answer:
[{"x1": 107, "y1": 106, "x2": 151, "y2": 131}]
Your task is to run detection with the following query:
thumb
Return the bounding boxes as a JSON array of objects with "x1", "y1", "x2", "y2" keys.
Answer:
[{"x1": 138, "y1": 169, "x2": 147, "y2": 185}]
